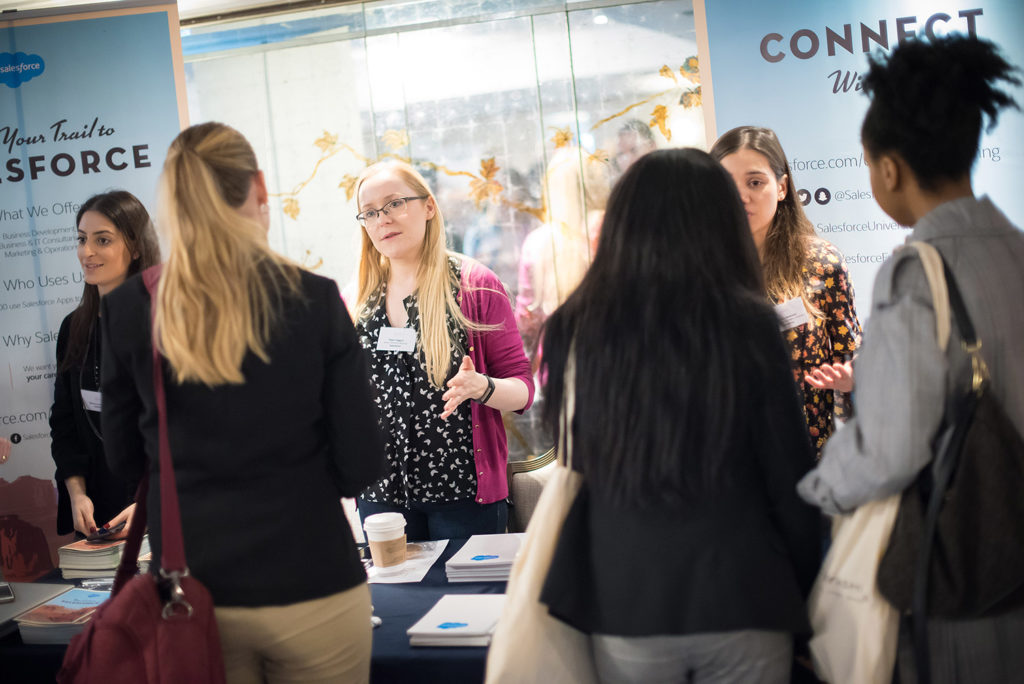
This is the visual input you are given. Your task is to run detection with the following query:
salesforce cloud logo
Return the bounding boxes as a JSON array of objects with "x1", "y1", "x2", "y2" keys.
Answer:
[{"x1": 0, "y1": 52, "x2": 45, "y2": 88}]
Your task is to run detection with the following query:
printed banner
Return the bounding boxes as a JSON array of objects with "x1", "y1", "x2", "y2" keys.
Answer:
[
  {"x1": 0, "y1": 3, "x2": 184, "y2": 579},
  {"x1": 702, "y1": 1, "x2": 1024, "y2": 311}
]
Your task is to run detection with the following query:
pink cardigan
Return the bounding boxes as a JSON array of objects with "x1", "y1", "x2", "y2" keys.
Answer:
[
  {"x1": 459, "y1": 260, "x2": 535, "y2": 503},
  {"x1": 342, "y1": 260, "x2": 534, "y2": 504}
]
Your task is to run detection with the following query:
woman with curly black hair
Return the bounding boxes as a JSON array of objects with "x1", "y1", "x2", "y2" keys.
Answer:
[{"x1": 798, "y1": 35, "x2": 1024, "y2": 683}]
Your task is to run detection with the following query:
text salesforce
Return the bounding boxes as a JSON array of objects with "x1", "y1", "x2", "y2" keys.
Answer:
[{"x1": 0, "y1": 145, "x2": 151, "y2": 183}]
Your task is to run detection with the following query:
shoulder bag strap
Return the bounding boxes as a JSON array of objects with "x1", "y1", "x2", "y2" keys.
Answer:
[
  {"x1": 558, "y1": 348, "x2": 577, "y2": 470},
  {"x1": 906, "y1": 242, "x2": 985, "y2": 684},
  {"x1": 142, "y1": 265, "x2": 188, "y2": 575},
  {"x1": 111, "y1": 474, "x2": 148, "y2": 594},
  {"x1": 906, "y1": 242, "x2": 951, "y2": 353}
]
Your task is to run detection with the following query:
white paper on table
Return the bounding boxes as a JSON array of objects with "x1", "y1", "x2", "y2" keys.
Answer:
[{"x1": 367, "y1": 539, "x2": 449, "y2": 584}]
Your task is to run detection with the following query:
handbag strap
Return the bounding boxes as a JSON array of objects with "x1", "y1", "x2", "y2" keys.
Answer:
[
  {"x1": 908, "y1": 242, "x2": 985, "y2": 366},
  {"x1": 906, "y1": 243, "x2": 951, "y2": 353},
  {"x1": 906, "y1": 242, "x2": 987, "y2": 684},
  {"x1": 141, "y1": 265, "x2": 189, "y2": 575},
  {"x1": 111, "y1": 471, "x2": 149, "y2": 594},
  {"x1": 558, "y1": 349, "x2": 577, "y2": 470}
]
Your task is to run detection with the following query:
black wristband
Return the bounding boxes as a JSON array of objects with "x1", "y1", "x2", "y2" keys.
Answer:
[{"x1": 474, "y1": 374, "x2": 496, "y2": 405}]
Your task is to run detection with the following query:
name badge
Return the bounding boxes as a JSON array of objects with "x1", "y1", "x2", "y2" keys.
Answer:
[
  {"x1": 376, "y1": 326, "x2": 417, "y2": 353},
  {"x1": 775, "y1": 297, "x2": 810, "y2": 331},
  {"x1": 80, "y1": 389, "x2": 102, "y2": 412}
]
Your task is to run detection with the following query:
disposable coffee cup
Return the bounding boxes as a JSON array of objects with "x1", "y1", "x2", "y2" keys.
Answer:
[{"x1": 363, "y1": 512, "x2": 407, "y2": 575}]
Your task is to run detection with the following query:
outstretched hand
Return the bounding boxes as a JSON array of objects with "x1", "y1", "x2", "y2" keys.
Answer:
[
  {"x1": 440, "y1": 356, "x2": 487, "y2": 420},
  {"x1": 805, "y1": 361, "x2": 854, "y2": 393}
]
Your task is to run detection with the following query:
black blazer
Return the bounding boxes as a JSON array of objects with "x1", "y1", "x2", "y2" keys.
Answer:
[
  {"x1": 50, "y1": 311, "x2": 135, "y2": 535},
  {"x1": 541, "y1": 307, "x2": 821, "y2": 636},
  {"x1": 101, "y1": 269, "x2": 385, "y2": 607}
]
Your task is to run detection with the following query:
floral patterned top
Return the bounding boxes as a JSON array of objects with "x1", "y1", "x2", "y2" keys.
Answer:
[
  {"x1": 775, "y1": 238, "x2": 862, "y2": 460},
  {"x1": 356, "y1": 259, "x2": 477, "y2": 505}
]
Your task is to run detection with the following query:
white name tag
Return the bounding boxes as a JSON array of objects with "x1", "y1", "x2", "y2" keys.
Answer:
[
  {"x1": 376, "y1": 326, "x2": 417, "y2": 353},
  {"x1": 80, "y1": 389, "x2": 102, "y2": 412},
  {"x1": 775, "y1": 297, "x2": 810, "y2": 331}
]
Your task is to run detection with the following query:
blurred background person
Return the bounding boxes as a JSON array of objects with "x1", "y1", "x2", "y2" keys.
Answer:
[
  {"x1": 539, "y1": 148, "x2": 819, "y2": 684},
  {"x1": 515, "y1": 147, "x2": 611, "y2": 371},
  {"x1": 612, "y1": 119, "x2": 657, "y2": 177},
  {"x1": 798, "y1": 36, "x2": 1024, "y2": 682},
  {"x1": 50, "y1": 191, "x2": 160, "y2": 539},
  {"x1": 351, "y1": 160, "x2": 533, "y2": 541},
  {"x1": 102, "y1": 122, "x2": 385, "y2": 683},
  {"x1": 711, "y1": 127, "x2": 862, "y2": 460}
]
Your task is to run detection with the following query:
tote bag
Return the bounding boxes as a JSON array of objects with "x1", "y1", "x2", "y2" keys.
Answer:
[
  {"x1": 807, "y1": 241, "x2": 961, "y2": 684},
  {"x1": 807, "y1": 495, "x2": 901, "y2": 684},
  {"x1": 485, "y1": 355, "x2": 598, "y2": 684}
]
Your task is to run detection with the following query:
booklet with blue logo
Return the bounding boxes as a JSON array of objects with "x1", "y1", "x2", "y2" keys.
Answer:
[
  {"x1": 0, "y1": 583, "x2": 72, "y2": 640},
  {"x1": 445, "y1": 533, "x2": 524, "y2": 582},
  {"x1": 407, "y1": 594, "x2": 506, "y2": 647},
  {"x1": 15, "y1": 587, "x2": 110, "y2": 645}
]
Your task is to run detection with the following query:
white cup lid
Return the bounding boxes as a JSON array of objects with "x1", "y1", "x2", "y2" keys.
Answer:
[{"x1": 363, "y1": 512, "x2": 406, "y2": 534}]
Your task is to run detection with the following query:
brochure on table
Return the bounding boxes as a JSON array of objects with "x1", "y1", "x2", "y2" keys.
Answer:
[
  {"x1": 445, "y1": 533, "x2": 524, "y2": 582},
  {"x1": 407, "y1": 594, "x2": 507, "y2": 647},
  {"x1": 0, "y1": 583, "x2": 72, "y2": 639}
]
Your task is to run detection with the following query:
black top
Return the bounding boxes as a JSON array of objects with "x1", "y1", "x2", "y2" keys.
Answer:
[
  {"x1": 50, "y1": 311, "x2": 135, "y2": 535},
  {"x1": 357, "y1": 259, "x2": 476, "y2": 505},
  {"x1": 541, "y1": 308, "x2": 820, "y2": 636},
  {"x1": 101, "y1": 269, "x2": 386, "y2": 607}
]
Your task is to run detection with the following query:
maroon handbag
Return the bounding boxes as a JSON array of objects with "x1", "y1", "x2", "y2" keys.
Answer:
[{"x1": 58, "y1": 265, "x2": 226, "y2": 684}]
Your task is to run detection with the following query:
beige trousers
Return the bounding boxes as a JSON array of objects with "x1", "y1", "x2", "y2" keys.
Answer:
[{"x1": 214, "y1": 583, "x2": 372, "y2": 684}]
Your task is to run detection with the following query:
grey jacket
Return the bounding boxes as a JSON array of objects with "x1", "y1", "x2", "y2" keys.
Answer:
[{"x1": 798, "y1": 196, "x2": 1024, "y2": 514}]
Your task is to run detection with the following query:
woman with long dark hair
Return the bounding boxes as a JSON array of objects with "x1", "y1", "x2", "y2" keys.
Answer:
[
  {"x1": 710, "y1": 127, "x2": 862, "y2": 460},
  {"x1": 538, "y1": 148, "x2": 819, "y2": 683},
  {"x1": 50, "y1": 191, "x2": 160, "y2": 538},
  {"x1": 799, "y1": 36, "x2": 1024, "y2": 682}
]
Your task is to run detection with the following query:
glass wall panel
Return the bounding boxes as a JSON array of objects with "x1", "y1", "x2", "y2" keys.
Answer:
[{"x1": 184, "y1": 0, "x2": 704, "y2": 460}]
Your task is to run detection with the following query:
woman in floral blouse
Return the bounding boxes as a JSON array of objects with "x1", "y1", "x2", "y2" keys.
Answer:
[{"x1": 712, "y1": 126, "x2": 862, "y2": 459}]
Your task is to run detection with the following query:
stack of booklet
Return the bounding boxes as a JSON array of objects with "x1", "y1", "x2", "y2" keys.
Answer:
[
  {"x1": 58, "y1": 536, "x2": 150, "y2": 579},
  {"x1": 15, "y1": 588, "x2": 110, "y2": 645},
  {"x1": 406, "y1": 594, "x2": 506, "y2": 647},
  {"x1": 445, "y1": 533, "x2": 524, "y2": 582}
]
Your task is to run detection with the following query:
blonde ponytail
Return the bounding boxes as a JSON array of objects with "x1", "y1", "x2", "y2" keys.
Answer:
[{"x1": 155, "y1": 122, "x2": 299, "y2": 386}]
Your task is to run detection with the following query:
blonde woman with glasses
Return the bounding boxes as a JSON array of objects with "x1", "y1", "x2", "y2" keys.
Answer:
[
  {"x1": 351, "y1": 160, "x2": 534, "y2": 541},
  {"x1": 101, "y1": 122, "x2": 385, "y2": 683}
]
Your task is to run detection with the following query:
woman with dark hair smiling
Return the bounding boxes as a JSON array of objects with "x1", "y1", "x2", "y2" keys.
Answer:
[
  {"x1": 537, "y1": 148, "x2": 819, "y2": 683},
  {"x1": 50, "y1": 190, "x2": 160, "y2": 539}
]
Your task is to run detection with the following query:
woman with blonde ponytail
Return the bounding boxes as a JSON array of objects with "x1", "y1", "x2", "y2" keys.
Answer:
[
  {"x1": 352, "y1": 160, "x2": 533, "y2": 541},
  {"x1": 101, "y1": 122, "x2": 385, "y2": 683}
]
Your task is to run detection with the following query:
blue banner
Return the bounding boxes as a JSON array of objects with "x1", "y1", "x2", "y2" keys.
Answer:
[
  {"x1": 0, "y1": 6, "x2": 183, "y2": 578},
  {"x1": 703, "y1": 1, "x2": 1024, "y2": 310}
]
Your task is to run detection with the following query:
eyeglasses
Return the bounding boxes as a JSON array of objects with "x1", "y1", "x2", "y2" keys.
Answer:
[{"x1": 356, "y1": 196, "x2": 428, "y2": 226}]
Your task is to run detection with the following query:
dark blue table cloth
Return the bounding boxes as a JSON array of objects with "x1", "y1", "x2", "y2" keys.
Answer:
[
  {"x1": 1, "y1": 539, "x2": 505, "y2": 683},
  {"x1": 370, "y1": 538, "x2": 506, "y2": 684}
]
